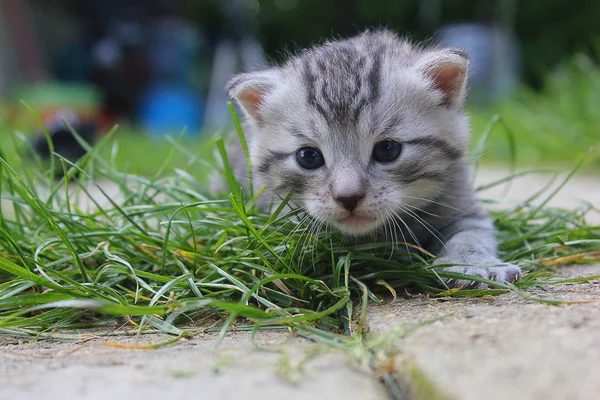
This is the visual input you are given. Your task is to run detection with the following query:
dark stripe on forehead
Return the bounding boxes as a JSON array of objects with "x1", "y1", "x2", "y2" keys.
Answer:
[
  {"x1": 302, "y1": 60, "x2": 330, "y2": 123},
  {"x1": 352, "y1": 97, "x2": 367, "y2": 124},
  {"x1": 404, "y1": 136, "x2": 463, "y2": 160},
  {"x1": 351, "y1": 48, "x2": 382, "y2": 123},
  {"x1": 367, "y1": 45, "x2": 383, "y2": 104}
]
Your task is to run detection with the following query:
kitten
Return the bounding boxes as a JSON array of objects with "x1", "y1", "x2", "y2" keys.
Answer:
[{"x1": 224, "y1": 29, "x2": 522, "y2": 288}]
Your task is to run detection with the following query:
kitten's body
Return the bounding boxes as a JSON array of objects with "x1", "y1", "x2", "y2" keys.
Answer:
[{"x1": 224, "y1": 30, "x2": 521, "y2": 287}]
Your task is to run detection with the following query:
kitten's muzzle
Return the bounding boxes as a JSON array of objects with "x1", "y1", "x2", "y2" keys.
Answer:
[
  {"x1": 336, "y1": 195, "x2": 364, "y2": 212},
  {"x1": 334, "y1": 213, "x2": 379, "y2": 235}
]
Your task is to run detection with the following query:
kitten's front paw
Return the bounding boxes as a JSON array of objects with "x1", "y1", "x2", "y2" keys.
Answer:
[{"x1": 440, "y1": 263, "x2": 522, "y2": 289}]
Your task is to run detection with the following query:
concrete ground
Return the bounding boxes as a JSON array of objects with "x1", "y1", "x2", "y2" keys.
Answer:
[
  {"x1": 474, "y1": 167, "x2": 600, "y2": 224},
  {"x1": 367, "y1": 263, "x2": 600, "y2": 400},
  {"x1": 1, "y1": 168, "x2": 599, "y2": 400},
  {"x1": 0, "y1": 332, "x2": 386, "y2": 400}
]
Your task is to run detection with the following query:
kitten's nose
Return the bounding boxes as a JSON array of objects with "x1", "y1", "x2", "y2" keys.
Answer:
[{"x1": 336, "y1": 195, "x2": 364, "y2": 212}]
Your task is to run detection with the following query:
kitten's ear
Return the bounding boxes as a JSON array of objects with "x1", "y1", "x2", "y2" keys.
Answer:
[
  {"x1": 418, "y1": 48, "x2": 469, "y2": 108},
  {"x1": 226, "y1": 70, "x2": 279, "y2": 123}
]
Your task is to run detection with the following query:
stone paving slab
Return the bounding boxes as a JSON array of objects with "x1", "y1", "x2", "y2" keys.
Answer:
[
  {"x1": 367, "y1": 264, "x2": 600, "y2": 400},
  {"x1": 0, "y1": 331, "x2": 387, "y2": 400},
  {"x1": 474, "y1": 167, "x2": 600, "y2": 224}
]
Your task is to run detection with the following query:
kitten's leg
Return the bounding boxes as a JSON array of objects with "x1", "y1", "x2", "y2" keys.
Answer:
[{"x1": 435, "y1": 216, "x2": 522, "y2": 289}]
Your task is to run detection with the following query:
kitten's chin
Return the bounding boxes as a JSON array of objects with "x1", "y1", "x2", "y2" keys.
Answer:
[{"x1": 331, "y1": 215, "x2": 380, "y2": 236}]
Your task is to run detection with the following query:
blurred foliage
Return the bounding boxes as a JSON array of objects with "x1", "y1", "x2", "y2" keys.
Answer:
[
  {"x1": 102, "y1": 132, "x2": 214, "y2": 180},
  {"x1": 471, "y1": 52, "x2": 600, "y2": 167}
]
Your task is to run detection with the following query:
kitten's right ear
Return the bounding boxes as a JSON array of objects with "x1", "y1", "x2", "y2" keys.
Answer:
[{"x1": 226, "y1": 70, "x2": 279, "y2": 123}]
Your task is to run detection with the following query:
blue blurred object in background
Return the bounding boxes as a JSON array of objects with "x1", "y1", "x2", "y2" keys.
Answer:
[
  {"x1": 439, "y1": 23, "x2": 519, "y2": 105},
  {"x1": 139, "y1": 15, "x2": 204, "y2": 136},
  {"x1": 139, "y1": 83, "x2": 203, "y2": 136}
]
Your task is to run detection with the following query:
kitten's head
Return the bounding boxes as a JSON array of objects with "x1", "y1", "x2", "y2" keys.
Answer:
[{"x1": 227, "y1": 30, "x2": 470, "y2": 236}]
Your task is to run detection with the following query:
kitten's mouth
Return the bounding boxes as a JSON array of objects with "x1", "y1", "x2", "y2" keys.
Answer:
[{"x1": 334, "y1": 214, "x2": 379, "y2": 235}]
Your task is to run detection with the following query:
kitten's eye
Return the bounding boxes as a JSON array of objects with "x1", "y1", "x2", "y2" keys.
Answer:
[
  {"x1": 296, "y1": 147, "x2": 325, "y2": 170},
  {"x1": 372, "y1": 140, "x2": 402, "y2": 163}
]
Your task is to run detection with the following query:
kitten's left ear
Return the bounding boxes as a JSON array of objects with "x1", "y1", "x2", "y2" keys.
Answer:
[
  {"x1": 226, "y1": 69, "x2": 280, "y2": 123},
  {"x1": 417, "y1": 48, "x2": 469, "y2": 108}
]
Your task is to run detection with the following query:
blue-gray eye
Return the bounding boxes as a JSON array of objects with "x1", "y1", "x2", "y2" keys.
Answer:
[
  {"x1": 296, "y1": 147, "x2": 325, "y2": 169},
  {"x1": 372, "y1": 140, "x2": 402, "y2": 163}
]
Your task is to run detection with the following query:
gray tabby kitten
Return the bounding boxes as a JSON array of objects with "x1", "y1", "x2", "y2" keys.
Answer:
[{"x1": 225, "y1": 30, "x2": 522, "y2": 288}]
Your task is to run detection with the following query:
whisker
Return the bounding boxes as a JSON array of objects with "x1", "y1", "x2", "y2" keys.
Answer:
[
  {"x1": 265, "y1": 213, "x2": 309, "y2": 241},
  {"x1": 306, "y1": 218, "x2": 324, "y2": 269},
  {"x1": 385, "y1": 208, "x2": 413, "y2": 263},
  {"x1": 398, "y1": 205, "x2": 446, "y2": 249},
  {"x1": 390, "y1": 209, "x2": 423, "y2": 257},
  {"x1": 274, "y1": 212, "x2": 312, "y2": 270},
  {"x1": 275, "y1": 213, "x2": 310, "y2": 250},
  {"x1": 402, "y1": 203, "x2": 442, "y2": 218},
  {"x1": 387, "y1": 212, "x2": 398, "y2": 260},
  {"x1": 378, "y1": 210, "x2": 393, "y2": 260},
  {"x1": 402, "y1": 195, "x2": 473, "y2": 216},
  {"x1": 311, "y1": 220, "x2": 325, "y2": 269},
  {"x1": 296, "y1": 218, "x2": 315, "y2": 270},
  {"x1": 297, "y1": 213, "x2": 323, "y2": 271}
]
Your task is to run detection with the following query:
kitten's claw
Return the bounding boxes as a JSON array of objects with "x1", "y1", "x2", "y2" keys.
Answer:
[{"x1": 441, "y1": 263, "x2": 522, "y2": 289}]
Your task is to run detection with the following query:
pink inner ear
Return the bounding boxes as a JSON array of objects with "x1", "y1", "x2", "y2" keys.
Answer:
[
  {"x1": 238, "y1": 88, "x2": 265, "y2": 120},
  {"x1": 429, "y1": 63, "x2": 466, "y2": 106}
]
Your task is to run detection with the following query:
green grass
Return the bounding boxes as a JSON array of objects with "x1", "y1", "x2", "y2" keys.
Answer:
[
  {"x1": 470, "y1": 53, "x2": 600, "y2": 168},
  {"x1": 0, "y1": 110, "x2": 599, "y2": 341},
  {"x1": 101, "y1": 132, "x2": 214, "y2": 181},
  {"x1": 0, "y1": 118, "x2": 213, "y2": 181}
]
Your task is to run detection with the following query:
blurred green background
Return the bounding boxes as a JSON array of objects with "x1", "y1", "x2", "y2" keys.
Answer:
[{"x1": 0, "y1": 0, "x2": 598, "y2": 175}]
